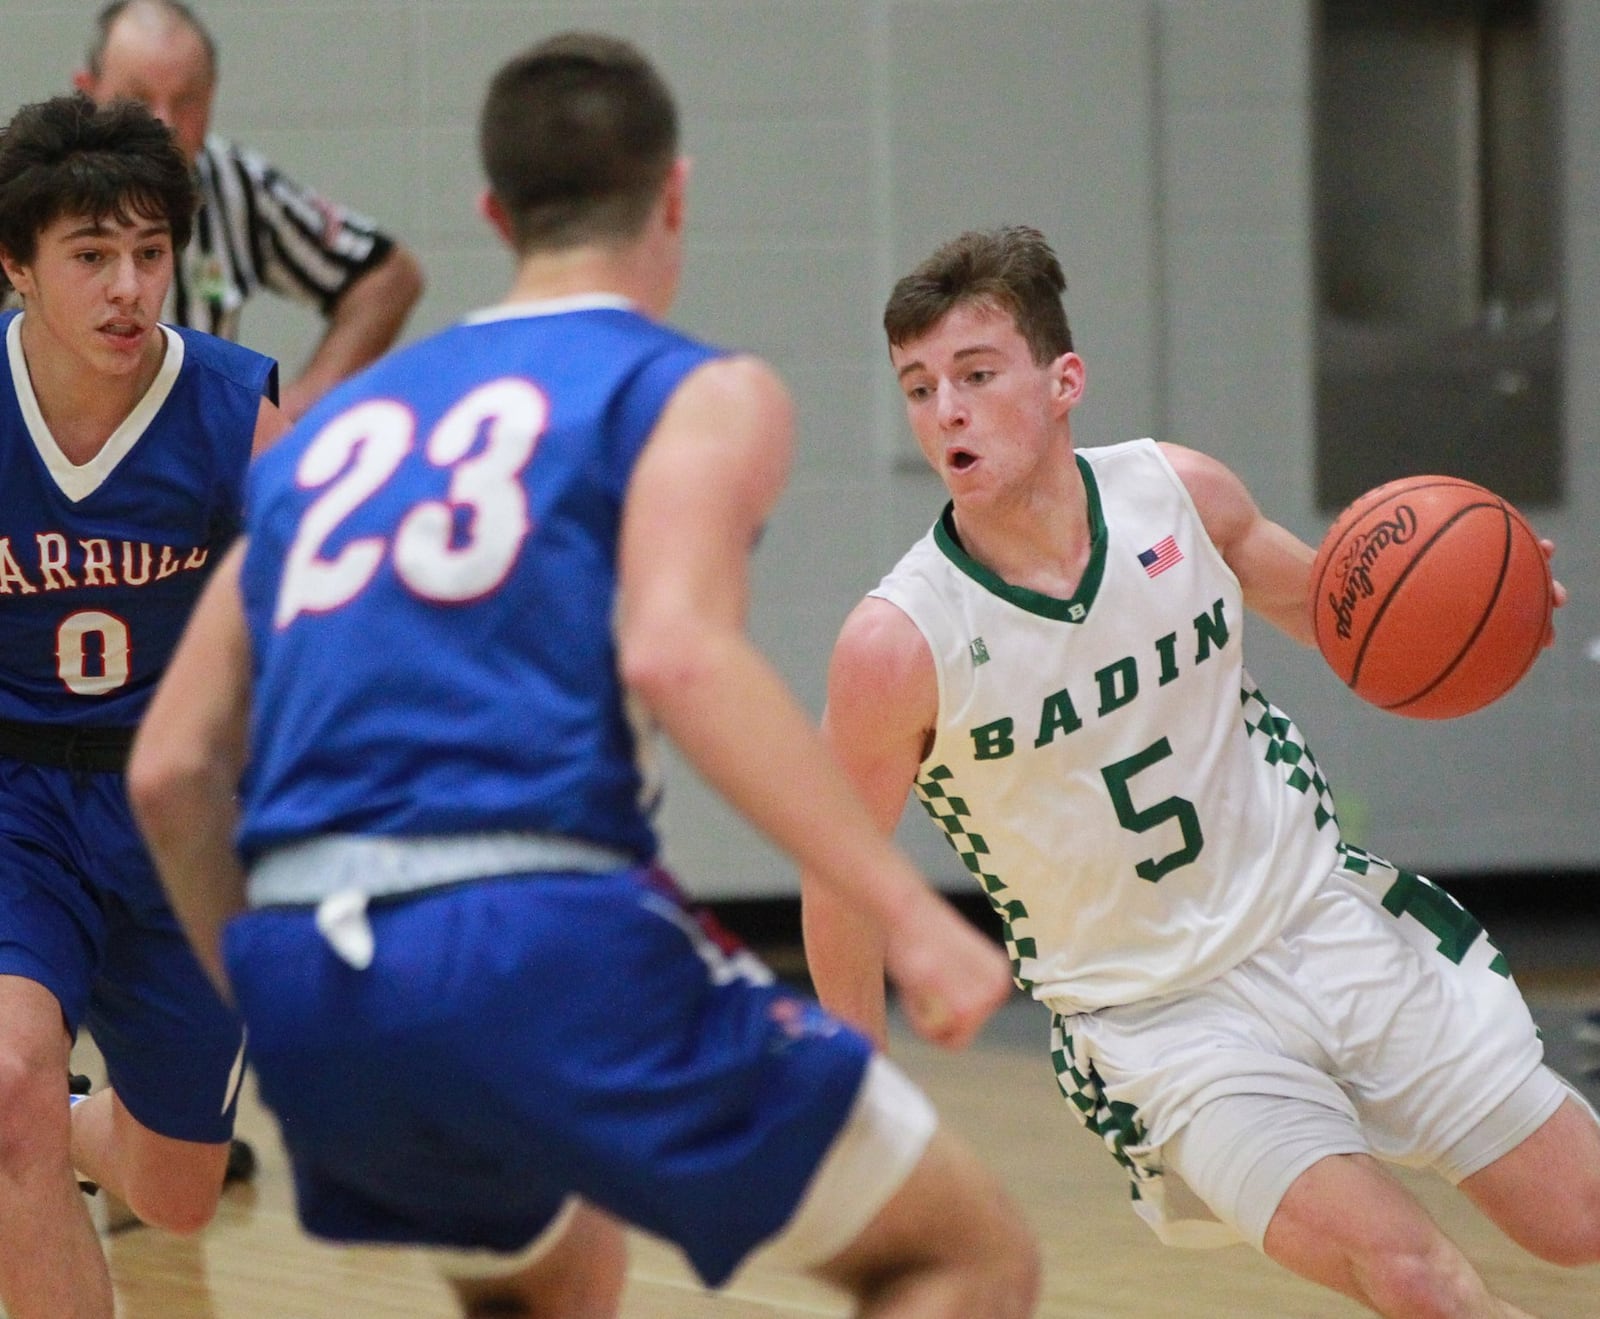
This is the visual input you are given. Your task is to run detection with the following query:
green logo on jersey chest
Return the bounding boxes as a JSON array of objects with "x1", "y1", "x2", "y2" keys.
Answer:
[{"x1": 969, "y1": 598, "x2": 1229, "y2": 761}]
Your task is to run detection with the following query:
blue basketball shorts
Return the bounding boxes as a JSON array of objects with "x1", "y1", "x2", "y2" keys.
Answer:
[
  {"x1": 0, "y1": 758, "x2": 245, "y2": 1143},
  {"x1": 223, "y1": 865, "x2": 884, "y2": 1287}
]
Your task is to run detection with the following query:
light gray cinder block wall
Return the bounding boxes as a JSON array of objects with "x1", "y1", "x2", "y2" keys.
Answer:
[{"x1": 9, "y1": 2, "x2": 1595, "y2": 895}]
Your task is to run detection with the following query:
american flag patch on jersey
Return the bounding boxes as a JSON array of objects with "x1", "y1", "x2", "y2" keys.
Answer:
[{"x1": 1137, "y1": 535, "x2": 1183, "y2": 578}]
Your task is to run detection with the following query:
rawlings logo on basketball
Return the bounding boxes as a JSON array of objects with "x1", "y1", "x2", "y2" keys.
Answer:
[
  {"x1": 1326, "y1": 506, "x2": 1418, "y2": 640},
  {"x1": 1311, "y1": 476, "x2": 1553, "y2": 719}
]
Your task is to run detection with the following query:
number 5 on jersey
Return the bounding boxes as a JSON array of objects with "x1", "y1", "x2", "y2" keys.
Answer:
[{"x1": 1101, "y1": 737, "x2": 1205, "y2": 883}]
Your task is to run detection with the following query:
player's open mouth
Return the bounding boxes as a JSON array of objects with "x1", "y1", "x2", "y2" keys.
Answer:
[
  {"x1": 100, "y1": 320, "x2": 146, "y2": 341},
  {"x1": 948, "y1": 448, "x2": 978, "y2": 471}
]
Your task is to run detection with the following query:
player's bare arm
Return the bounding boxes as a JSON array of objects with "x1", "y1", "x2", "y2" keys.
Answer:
[
  {"x1": 126, "y1": 543, "x2": 252, "y2": 1000},
  {"x1": 1162, "y1": 442, "x2": 1317, "y2": 647},
  {"x1": 803, "y1": 597, "x2": 940, "y2": 1048},
  {"x1": 618, "y1": 357, "x2": 1010, "y2": 1049},
  {"x1": 616, "y1": 353, "x2": 789, "y2": 647}
]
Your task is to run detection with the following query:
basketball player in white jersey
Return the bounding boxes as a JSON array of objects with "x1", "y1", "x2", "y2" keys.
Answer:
[{"x1": 803, "y1": 225, "x2": 1600, "y2": 1317}]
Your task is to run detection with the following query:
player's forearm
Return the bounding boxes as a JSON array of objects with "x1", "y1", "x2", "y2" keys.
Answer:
[
  {"x1": 127, "y1": 772, "x2": 246, "y2": 1001},
  {"x1": 801, "y1": 876, "x2": 891, "y2": 1047},
  {"x1": 631, "y1": 620, "x2": 1013, "y2": 1051},
  {"x1": 1238, "y1": 520, "x2": 1318, "y2": 647},
  {"x1": 623, "y1": 622, "x2": 931, "y2": 934}
]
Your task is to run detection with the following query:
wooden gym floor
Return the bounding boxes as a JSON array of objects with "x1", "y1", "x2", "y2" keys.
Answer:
[{"x1": 59, "y1": 930, "x2": 1600, "y2": 1317}]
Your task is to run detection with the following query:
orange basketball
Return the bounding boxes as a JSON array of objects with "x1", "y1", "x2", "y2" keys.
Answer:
[{"x1": 1309, "y1": 476, "x2": 1553, "y2": 719}]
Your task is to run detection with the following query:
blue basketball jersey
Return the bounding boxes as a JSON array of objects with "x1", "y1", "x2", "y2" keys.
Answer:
[
  {"x1": 0, "y1": 312, "x2": 276, "y2": 726},
  {"x1": 236, "y1": 298, "x2": 723, "y2": 863}
]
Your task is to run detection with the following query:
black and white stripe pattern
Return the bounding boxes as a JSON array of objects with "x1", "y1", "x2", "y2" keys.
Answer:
[{"x1": 171, "y1": 134, "x2": 394, "y2": 340}]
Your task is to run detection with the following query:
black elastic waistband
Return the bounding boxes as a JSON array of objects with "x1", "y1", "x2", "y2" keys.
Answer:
[{"x1": 0, "y1": 716, "x2": 134, "y2": 773}]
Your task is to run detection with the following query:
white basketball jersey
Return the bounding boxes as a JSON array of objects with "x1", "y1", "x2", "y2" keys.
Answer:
[{"x1": 871, "y1": 440, "x2": 1342, "y2": 1014}]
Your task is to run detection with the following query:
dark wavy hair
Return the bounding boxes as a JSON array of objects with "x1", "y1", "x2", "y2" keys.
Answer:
[
  {"x1": 0, "y1": 93, "x2": 196, "y2": 289},
  {"x1": 884, "y1": 225, "x2": 1074, "y2": 365}
]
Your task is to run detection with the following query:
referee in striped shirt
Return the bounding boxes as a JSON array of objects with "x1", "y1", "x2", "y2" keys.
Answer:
[{"x1": 69, "y1": 0, "x2": 424, "y2": 420}]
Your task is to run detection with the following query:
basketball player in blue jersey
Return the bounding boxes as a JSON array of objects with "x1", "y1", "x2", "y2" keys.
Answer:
[
  {"x1": 0, "y1": 94, "x2": 283, "y2": 1317},
  {"x1": 804, "y1": 225, "x2": 1600, "y2": 1318},
  {"x1": 130, "y1": 34, "x2": 1039, "y2": 1319}
]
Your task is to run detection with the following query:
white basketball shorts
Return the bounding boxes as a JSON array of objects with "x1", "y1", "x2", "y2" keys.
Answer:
[{"x1": 1050, "y1": 850, "x2": 1570, "y2": 1249}]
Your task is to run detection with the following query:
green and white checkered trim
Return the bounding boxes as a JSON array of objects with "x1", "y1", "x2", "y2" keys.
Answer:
[
  {"x1": 1339, "y1": 844, "x2": 1511, "y2": 977},
  {"x1": 1240, "y1": 685, "x2": 1339, "y2": 833},
  {"x1": 915, "y1": 764, "x2": 1037, "y2": 989},
  {"x1": 1050, "y1": 1017, "x2": 1158, "y2": 1203}
]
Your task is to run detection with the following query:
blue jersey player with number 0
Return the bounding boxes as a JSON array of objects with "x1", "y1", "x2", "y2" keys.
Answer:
[
  {"x1": 0, "y1": 93, "x2": 283, "y2": 1318},
  {"x1": 130, "y1": 32, "x2": 1041, "y2": 1319}
]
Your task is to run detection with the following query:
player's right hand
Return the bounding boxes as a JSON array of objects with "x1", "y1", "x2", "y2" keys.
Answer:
[{"x1": 883, "y1": 889, "x2": 1012, "y2": 1050}]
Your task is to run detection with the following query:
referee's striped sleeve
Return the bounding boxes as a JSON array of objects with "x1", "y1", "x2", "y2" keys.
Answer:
[{"x1": 211, "y1": 138, "x2": 395, "y2": 316}]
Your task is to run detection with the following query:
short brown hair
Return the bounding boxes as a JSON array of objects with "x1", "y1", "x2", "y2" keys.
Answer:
[
  {"x1": 883, "y1": 226, "x2": 1074, "y2": 364},
  {"x1": 478, "y1": 32, "x2": 678, "y2": 253},
  {"x1": 0, "y1": 94, "x2": 196, "y2": 285}
]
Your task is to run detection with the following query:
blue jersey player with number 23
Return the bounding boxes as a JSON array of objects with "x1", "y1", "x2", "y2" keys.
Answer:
[{"x1": 130, "y1": 32, "x2": 1042, "y2": 1319}]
